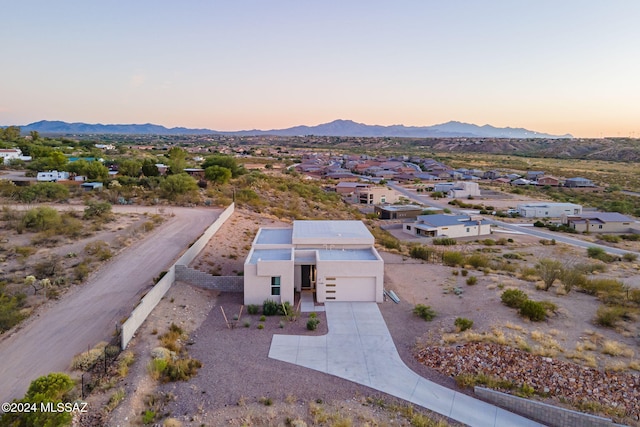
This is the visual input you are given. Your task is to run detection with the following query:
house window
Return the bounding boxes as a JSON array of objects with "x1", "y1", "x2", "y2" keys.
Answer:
[
  {"x1": 406, "y1": 225, "x2": 411, "y2": 230},
  {"x1": 598, "y1": 225, "x2": 603, "y2": 229},
  {"x1": 381, "y1": 196, "x2": 386, "y2": 203},
  {"x1": 466, "y1": 227, "x2": 470, "y2": 232},
  {"x1": 271, "y1": 276, "x2": 281, "y2": 296}
]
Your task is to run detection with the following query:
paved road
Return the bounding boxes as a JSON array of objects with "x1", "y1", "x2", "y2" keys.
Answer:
[
  {"x1": 0, "y1": 206, "x2": 221, "y2": 403},
  {"x1": 388, "y1": 182, "x2": 638, "y2": 256}
]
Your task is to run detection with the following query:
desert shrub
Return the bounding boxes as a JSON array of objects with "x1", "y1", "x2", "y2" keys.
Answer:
[
  {"x1": 454, "y1": 317, "x2": 473, "y2": 332},
  {"x1": 163, "y1": 358, "x2": 202, "y2": 382},
  {"x1": 535, "y1": 258, "x2": 563, "y2": 291},
  {"x1": 466, "y1": 253, "x2": 490, "y2": 269},
  {"x1": 159, "y1": 323, "x2": 184, "y2": 352},
  {"x1": 74, "y1": 262, "x2": 90, "y2": 281},
  {"x1": 559, "y1": 267, "x2": 586, "y2": 293},
  {"x1": 409, "y1": 245, "x2": 435, "y2": 261},
  {"x1": 466, "y1": 276, "x2": 477, "y2": 286},
  {"x1": 71, "y1": 342, "x2": 108, "y2": 371},
  {"x1": 501, "y1": 289, "x2": 528, "y2": 308},
  {"x1": 257, "y1": 323, "x2": 264, "y2": 330},
  {"x1": 587, "y1": 246, "x2": 617, "y2": 263},
  {"x1": 433, "y1": 237, "x2": 457, "y2": 246},
  {"x1": 370, "y1": 226, "x2": 401, "y2": 250},
  {"x1": 21, "y1": 206, "x2": 61, "y2": 232},
  {"x1": 247, "y1": 304, "x2": 260, "y2": 315},
  {"x1": 519, "y1": 300, "x2": 547, "y2": 321},
  {"x1": 306, "y1": 318, "x2": 320, "y2": 330},
  {"x1": 460, "y1": 269, "x2": 468, "y2": 277},
  {"x1": 599, "y1": 234, "x2": 621, "y2": 243},
  {"x1": 442, "y1": 251, "x2": 464, "y2": 267},
  {"x1": 482, "y1": 239, "x2": 496, "y2": 246},
  {"x1": 84, "y1": 200, "x2": 113, "y2": 219},
  {"x1": 629, "y1": 289, "x2": 640, "y2": 304},
  {"x1": 85, "y1": 240, "x2": 112, "y2": 260},
  {"x1": 623, "y1": 252, "x2": 638, "y2": 262},
  {"x1": 595, "y1": 305, "x2": 629, "y2": 327},
  {"x1": 263, "y1": 299, "x2": 279, "y2": 316},
  {"x1": 15, "y1": 245, "x2": 37, "y2": 259},
  {"x1": 412, "y1": 304, "x2": 436, "y2": 321},
  {"x1": 0, "y1": 292, "x2": 26, "y2": 332},
  {"x1": 578, "y1": 278, "x2": 625, "y2": 302},
  {"x1": 503, "y1": 252, "x2": 522, "y2": 260},
  {"x1": 533, "y1": 220, "x2": 545, "y2": 228},
  {"x1": 277, "y1": 301, "x2": 294, "y2": 317}
]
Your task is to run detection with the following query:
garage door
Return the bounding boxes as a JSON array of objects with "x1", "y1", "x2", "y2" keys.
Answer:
[{"x1": 325, "y1": 277, "x2": 376, "y2": 302}]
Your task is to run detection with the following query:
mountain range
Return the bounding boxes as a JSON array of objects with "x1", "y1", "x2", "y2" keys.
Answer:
[{"x1": 17, "y1": 119, "x2": 572, "y2": 139}]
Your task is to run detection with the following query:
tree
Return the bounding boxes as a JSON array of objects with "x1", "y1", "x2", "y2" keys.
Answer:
[
  {"x1": 202, "y1": 155, "x2": 244, "y2": 177},
  {"x1": 21, "y1": 207, "x2": 61, "y2": 232},
  {"x1": 118, "y1": 159, "x2": 142, "y2": 177},
  {"x1": 45, "y1": 151, "x2": 68, "y2": 170},
  {"x1": 0, "y1": 373, "x2": 75, "y2": 427},
  {"x1": 204, "y1": 165, "x2": 232, "y2": 184},
  {"x1": 166, "y1": 147, "x2": 187, "y2": 174},
  {"x1": 161, "y1": 173, "x2": 198, "y2": 199},
  {"x1": 83, "y1": 161, "x2": 109, "y2": 181},
  {"x1": 0, "y1": 125, "x2": 21, "y2": 141},
  {"x1": 535, "y1": 258, "x2": 563, "y2": 291},
  {"x1": 29, "y1": 130, "x2": 40, "y2": 141},
  {"x1": 559, "y1": 266, "x2": 586, "y2": 294},
  {"x1": 141, "y1": 159, "x2": 159, "y2": 177}
]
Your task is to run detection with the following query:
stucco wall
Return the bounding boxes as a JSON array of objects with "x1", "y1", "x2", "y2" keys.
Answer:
[{"x1": 244, "y1": 260, "x2": 295, "y2": 305}]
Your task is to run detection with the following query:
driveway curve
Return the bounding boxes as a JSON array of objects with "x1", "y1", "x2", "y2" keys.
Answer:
[
  {"x1": 269, "y1": 302, "x2": 543, "y2": 427},
  {"x1": 0, "y1": 206, "x2": 221, "y2": 404}
]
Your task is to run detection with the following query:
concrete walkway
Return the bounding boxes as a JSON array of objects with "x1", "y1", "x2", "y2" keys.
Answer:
[{"x1": 269, "y1": 302, "x2": 543, "y2": 427}]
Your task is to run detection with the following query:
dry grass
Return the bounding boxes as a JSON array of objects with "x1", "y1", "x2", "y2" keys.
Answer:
[
  {"x1": 566, "y1": 350, "x2": 598, "y2": 368},
  {"x1": 530, "y1": 330, "x2": 564, "y2": 357},
  {"x1": 604, "y1": 360, "x2": 629, "y2": 372},
  {"x1": 600, "y1": 340, "x2": 635, "y2": 358}
]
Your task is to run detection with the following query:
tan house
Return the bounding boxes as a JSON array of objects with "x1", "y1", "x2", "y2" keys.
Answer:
[
  {"x1": 350, "y1": 185, "x2": 398, "y2": 205},
  {"x1": 536, "y1": 176, "x2": 561, "y2": 186},
  {"x1": 243, "y1": 221, "x2": 384, "y2": 305},
  {"x1": 564, "y1": 212, "x2": 636, "y2": 233},
  {"x1": 403, "y1": 214, "x2": 491, "y2": 238}
]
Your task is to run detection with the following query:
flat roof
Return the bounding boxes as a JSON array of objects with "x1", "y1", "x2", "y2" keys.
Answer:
[
  {"x1": 292, "y1": 220, "x2": 372, "y2": 241},
  {"x1": 317, "y1": 248, "x2": 379, "y2": 261},
  {"x1": 256, "y1": 228, "x2": 293, "y2": 245},
  {"x1": 376, "y1": 204, "x2": 423, "y2": 212},
  {"x1": 249, "y1": 249, "x2": 292, "y2": 264},
  {"x1": 417, "y1": 214, "x2": 471, "y2": 227}
]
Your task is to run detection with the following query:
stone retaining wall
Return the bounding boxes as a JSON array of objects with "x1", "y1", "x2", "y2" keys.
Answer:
[
  {"x1": 474, "y1": 387, "x2": 614, "y2": 427},
  {"x1": 175, "y1": 265, "x2": 243, "y2": 292}
]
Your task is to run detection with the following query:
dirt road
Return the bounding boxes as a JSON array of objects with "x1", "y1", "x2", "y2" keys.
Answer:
[{"x1": 0, "y1": 206, "x2": 221, "y2": 404}]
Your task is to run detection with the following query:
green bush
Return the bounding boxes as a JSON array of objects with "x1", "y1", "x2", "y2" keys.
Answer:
[
  {"x1": 0, "y1": 292, "x2": 26, "y2": 332},
  {"x1": 412, "y1": 304, "x2": 436, "y2": 321},
  {"x1": 466, "y1": 253, "x2": 490, "y2": 269},
  {"x1": 519, "y1": 300, "x2": 547, "y2": 321},
  {"x1": 501, "y1": 289, "x2": 528, "y2": 308},
  {"x1": 433, "y1": 237, "x2": 457, "y2": 246},
  {"x1": 442, "y1": 251, "x2": 465, "y2": 267},
  {"x1": 586, "y1": 246, "x2": 617, "y2": 263},
  {"x1": 460, "y1": 269, "x2": 469, "y2": 277},
  {"x1": 595, "y1": 305, "x2": 629, "y2": 327},
  {"x1": 306, "y1": 318, "x2": 320, "y2": 330},
  {"x1": 277, "y1": 301, "x2": 294, "y2": 317},
  {"x1": 599, "y1": 234, "x2": 621, "y2": 243},
  {"x1": 247, "y1": 304, "x2": 260, "y2": 315},
  {"x1": 263, "y1": 299, "x2": 279, "y2": 316},
  {"x1": 466, "y1": 276, "x2": 478, "y2": 286},
  {"x1": 454, "y1": 317, "x2": 473, "y2": 332},
  {"x1": 409, "y1": 245, "x2": 435, "y2": 261},
  {"x1": 623, "y1": 252, "x2": 638, "y2": 262}
]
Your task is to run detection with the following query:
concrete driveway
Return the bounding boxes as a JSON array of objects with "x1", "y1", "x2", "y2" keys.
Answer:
[{"x1": 269, "y1": 302, "x2": 543, "y2": 427}]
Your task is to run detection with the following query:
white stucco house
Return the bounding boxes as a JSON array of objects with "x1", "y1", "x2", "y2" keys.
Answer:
[
  {"x1": 403, "y1": 214, "x2": 491, "y2": 238},
  {"x1": 517, "y1": 202, "x2": 582, "y2": 218},
  {"x1": 243, "y1": 220, "x2": 384, "y2": 305},
  {"x1": 0, "y1": 148, "x2": 31, "y2": 164}
]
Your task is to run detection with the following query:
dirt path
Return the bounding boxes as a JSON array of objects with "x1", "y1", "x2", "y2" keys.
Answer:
[{"x1": 0, "y1": 206, "x2": 222, "y2": 404}]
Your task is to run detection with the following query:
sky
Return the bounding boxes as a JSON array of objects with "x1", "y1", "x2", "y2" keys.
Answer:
[{"x1": 2, "y1": 1, "x2": 639, "y2": 138}]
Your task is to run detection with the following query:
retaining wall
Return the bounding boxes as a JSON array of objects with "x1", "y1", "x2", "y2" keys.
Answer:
[
  {"x1": 175, "y1": 265, "x2": 243, "y2": 292},
  {"x1": 121, "y1": 203, "x2": 235, "y2": 349},
  {"x1": 474, "y1": 387, "x2": 615, "y2": 427}
]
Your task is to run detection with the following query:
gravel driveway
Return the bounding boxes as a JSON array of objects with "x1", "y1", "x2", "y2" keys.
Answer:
[{"x1": 0, "y1": 206, "x2": 221, "y2": 404}]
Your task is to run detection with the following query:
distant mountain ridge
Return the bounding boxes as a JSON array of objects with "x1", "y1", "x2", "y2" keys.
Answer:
[{"x1": 17, "y1": 119, "x2": 572, "y2": 139}]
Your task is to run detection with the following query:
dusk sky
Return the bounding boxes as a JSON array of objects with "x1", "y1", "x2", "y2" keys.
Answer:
[{"x1": 2, "y1": 1, "x2": 639, "y2": 138}]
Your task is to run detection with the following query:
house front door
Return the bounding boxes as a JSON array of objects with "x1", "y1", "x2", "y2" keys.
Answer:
[{"x1": 301, "y1": 265, "x2": 316, "y2": 289}]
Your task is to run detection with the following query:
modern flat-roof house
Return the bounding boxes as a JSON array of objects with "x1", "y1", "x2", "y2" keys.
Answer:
[
  {"x1": 434, "y1": 181, "x2": 481, "y2": 198},
  {"x1": 564, "y1": 177, "x2": 595, "y2": 188},
  {"x1": 402, "y1": 214, "x2": 491, "y2": 238},
  {"x1": 349, "y1": 185, "x2": 398, "y2": 205},
  {"x1": 374, "y1": 204, "x2": 424, "y2": 220},
  {"x1": 244, "y1": 220, "x2": 384, "y2": 305},
  {"x1": 564, "y1": 212, "x2": 636, "y2": 233},
  {"x1": 517, "y1": 203, "x2": 582, "y2": 218}
]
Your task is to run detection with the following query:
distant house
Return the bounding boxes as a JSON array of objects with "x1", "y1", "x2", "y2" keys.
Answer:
[
  {"x1": 511, "y1": 178, "x2": 533, "y2": 186},
  {"x1": 536, "y1": 176, "x2": 561, "y2": 186},
  {"x1": 564, "y1": 212, "x2": 636, "y2": 233},
  {"x1": 335, "y1": 182, "x2": 371, "y2": 194},
  {"x1": 526, "y1": 171, "x2": 545, "y2": 180},
  {"x1": 517, "y1": 202, "x2": 582, "y2": 218},
  {"x1": 350, "y1": 186, "x2": 398, "y2": 205},
  {"x1": 434, "y1": 181, "x2": 481, "y2": 198},
  {"x1": 243, "y1": 220, "x2": 384, "y2": 305},
  {"x1": 184, "y1": 168, "x2": 205, "y2": 179},
  {"x1": 565, "y1": 177, "x2": 595, "y2": 188},
  {"x1": 374, "y1": 204, "x2": 424, "y2": 220},
  {"x1": 0, "y1": 149, "x2": 28, "y2": 164},
  {"x1": 403, "y1": 214, "x2": 491, "y2": 238},
  {"x1": 81, "y1": 182, "x2": 103, "y2": 191},
  {"x1": 483, "y1": 170, "x2": 502, "y2": 180},
  {"x1": 37, "y1": 171, "x2": 70, "y2": 182}
]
